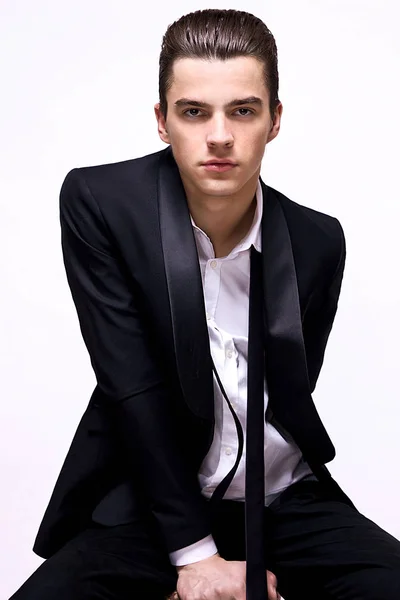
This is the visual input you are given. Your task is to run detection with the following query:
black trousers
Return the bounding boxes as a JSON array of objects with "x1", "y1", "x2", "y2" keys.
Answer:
[{"x1": 10, "y1": 479, "x2": 400, "y2": 600}]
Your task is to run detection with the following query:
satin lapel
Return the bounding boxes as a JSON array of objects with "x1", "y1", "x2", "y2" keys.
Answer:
[
  {"x1": 157, "y1": 147, "x2": 214, "y2": 422},
  {"x1": 260, "y1": 180, "x2": 335, "y2": 463}
]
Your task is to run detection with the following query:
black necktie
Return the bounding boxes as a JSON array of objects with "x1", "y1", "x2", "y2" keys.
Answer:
[{"x1": 209, "y1": 246, "x2": 267, "y2": 600}]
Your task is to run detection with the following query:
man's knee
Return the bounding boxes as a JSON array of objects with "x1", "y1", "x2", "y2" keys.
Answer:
[
  {"x1": 9, "y1": 553, "x2": 90, "y2": 600},
  {"x1": 377, "y1": 567, "x2": 400, "y2": 600},
  {"x1": 329, "y1": 566, "x2": 400, "y2": 600},
  {"x1": 10, "y1": 574, "x2": 76, "y2": 599}
]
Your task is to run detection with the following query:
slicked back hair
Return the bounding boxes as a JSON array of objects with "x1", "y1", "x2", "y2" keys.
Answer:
[{"x1": 159, "y1": 9, "x2": 280, "y2": 119}]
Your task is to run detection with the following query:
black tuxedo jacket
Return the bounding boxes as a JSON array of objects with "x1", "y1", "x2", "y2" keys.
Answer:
[{"x1": 33, "y1": 145, "x2": 349, "y2": 560}]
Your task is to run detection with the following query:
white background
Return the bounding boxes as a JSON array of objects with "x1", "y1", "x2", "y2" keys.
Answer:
[{"x1": 1, "y1": 0, "x2": 399, "y2": 597}]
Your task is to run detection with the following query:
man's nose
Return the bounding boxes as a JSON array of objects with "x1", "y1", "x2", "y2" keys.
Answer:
[{"x1": 206, "y1": 116, "x2": 234, "y2": 147}]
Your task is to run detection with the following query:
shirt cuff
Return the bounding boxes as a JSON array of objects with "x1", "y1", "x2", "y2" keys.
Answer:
[{"x1": 169, "y1": 534, "x2": 218, "y2": 566}]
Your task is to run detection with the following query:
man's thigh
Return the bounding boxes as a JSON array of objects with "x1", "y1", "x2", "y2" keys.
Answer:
[
  {"x1": 266, "y1": 480, "x2": 400, "y2": 600},
  {"x1": 10, "y1": 517, "x2": 177, "y2": 600}
]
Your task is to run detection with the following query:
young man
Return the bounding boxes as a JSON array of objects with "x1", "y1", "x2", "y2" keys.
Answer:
[{"x1": 11, "y1": 8, "x2": 400, "y2": 600}]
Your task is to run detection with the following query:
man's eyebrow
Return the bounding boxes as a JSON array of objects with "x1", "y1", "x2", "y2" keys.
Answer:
[{"x1": 174, "y1": 96, "x2": 263, "y2": 108}]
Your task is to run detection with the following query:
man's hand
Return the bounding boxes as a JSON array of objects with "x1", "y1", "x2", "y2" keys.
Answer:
[{"x1": 171, "y1": 554, "x2": 281, "y2": 600}]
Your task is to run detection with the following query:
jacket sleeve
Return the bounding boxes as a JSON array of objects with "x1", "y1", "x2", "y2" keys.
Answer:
[
  {"x1": 59, "y1": 167, "x2": 212, "y2": 553},
  {"x1": 302, "y1": 218, "x2": 346, "y2": 393}
]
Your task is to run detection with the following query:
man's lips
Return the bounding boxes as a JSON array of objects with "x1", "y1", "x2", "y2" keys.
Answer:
[
  {"x1": 202, "y1": 161, "x2": 238, "y2": 172},
  {"x1": 202, "y1": 160, "x2": 237, "y2": 165}
]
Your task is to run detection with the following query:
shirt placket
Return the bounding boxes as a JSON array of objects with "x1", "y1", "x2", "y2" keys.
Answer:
[
  {"x1": 203, "y1": 258, "x2": 220, "y2": 322},
  {"x1": 205, "y1": 259, "x2": 241, "y2": 492},
  {"x1": 218, "y1": 333, "x2": 240, "y2": 473}
]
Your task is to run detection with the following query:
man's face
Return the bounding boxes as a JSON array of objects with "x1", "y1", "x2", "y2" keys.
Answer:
[{"x1": 154, "y1": 56, "x2": 282, "y2": 200}]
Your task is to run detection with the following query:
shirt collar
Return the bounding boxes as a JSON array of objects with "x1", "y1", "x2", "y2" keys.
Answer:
[{"x1": 190, "y1": 179, "x2": 263, "y2": 259}]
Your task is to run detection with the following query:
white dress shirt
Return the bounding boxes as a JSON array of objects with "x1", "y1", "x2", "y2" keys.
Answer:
[{"x1": 169, "y1": 180, "x2": 313, "y2": 566}]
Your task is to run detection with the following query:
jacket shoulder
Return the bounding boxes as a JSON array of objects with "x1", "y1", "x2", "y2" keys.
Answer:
[
  {"x1": 268, "y1": 185, "x2": 343, "y2": 240},
  {"x1": 266, "y1": 184, "x2": 345, "y2": 283},
  {"x1": 59, "y1": 147, "x2": 168, "y2": 222},
  {"x1": 59, "y1": 148, "x2": 168, "y2": 253},
  {"x1": 80, "y1": 147, "x2": 163, "y2": 173},
  {"x1": 65, "y1": 147, "x2": 165, "y2": 190}
]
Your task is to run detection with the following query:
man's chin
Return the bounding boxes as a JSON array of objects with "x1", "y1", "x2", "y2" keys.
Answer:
[{"x1": 196, "y1": 180, "x2": 242, "y2": 197}]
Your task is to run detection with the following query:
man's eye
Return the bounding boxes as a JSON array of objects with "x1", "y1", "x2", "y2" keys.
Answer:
[
  {"x1": 184, "y1": 108, "x2": 203, "y2": 118},
  {"x1": 235, "y1": 108, "x2": 253, "y2": 116}
]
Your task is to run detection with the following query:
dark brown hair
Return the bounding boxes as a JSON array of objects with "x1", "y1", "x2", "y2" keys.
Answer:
[{"x1": 159, "y1": 9, "x2": 280, "y2": 119}]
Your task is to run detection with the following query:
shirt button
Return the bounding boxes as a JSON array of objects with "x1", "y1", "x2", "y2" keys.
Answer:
[
  {"x1": 206, "y1": 312, "x2": 212, "y2": 320},
  {"x1": 210, "y1": 260, "x2": 218, "y2": 269},
  {"x1": 226, "y1": 349, "x2": 233, "y2": 359},
  {"x1": 225, "y1": 447, "x2": 232, "y2": 456}
]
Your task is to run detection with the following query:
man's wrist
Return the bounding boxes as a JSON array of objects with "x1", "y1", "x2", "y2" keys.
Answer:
[
  {"x1": 169, "y1": 534, "x2": 218, "y2": 567},
  {"x1": 176, "y1": 552, "x2": 220, "y2": 573}
]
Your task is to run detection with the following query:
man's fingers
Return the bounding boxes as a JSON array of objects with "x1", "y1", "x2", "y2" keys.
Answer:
[{"x1": 266, "y1": 570, "x2": 281, "y2": 600}]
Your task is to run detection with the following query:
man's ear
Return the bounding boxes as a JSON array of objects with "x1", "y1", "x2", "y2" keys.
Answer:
[
  {"x1": 154, "y1": 102, "x2": 170, "y2": 144},
  {"x1": 267, "y1": 102, "x2": 283, "y2": 144}
]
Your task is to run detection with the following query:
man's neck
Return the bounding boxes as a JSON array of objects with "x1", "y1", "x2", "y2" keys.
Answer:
[{"x1": 183, "y1": 177, "x2": 259, "y2": 259}]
